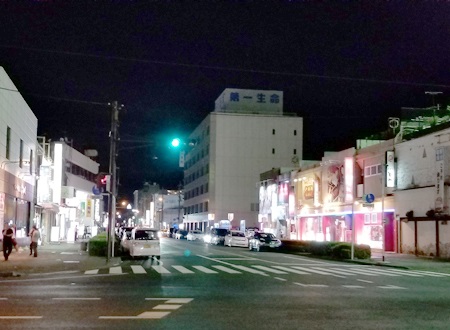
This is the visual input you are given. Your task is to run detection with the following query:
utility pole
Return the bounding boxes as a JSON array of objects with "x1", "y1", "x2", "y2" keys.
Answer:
[
  {"x1": 178, "y1": 182, "x2": 183, "y2": 227},
  {"x1": 107, "y1": 101, "x2": 122, "y2": 262}
]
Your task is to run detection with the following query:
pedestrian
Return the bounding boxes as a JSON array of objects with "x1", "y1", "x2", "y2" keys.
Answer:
[
  {"x1": 2, "y1": 227, "x2": 14, "y2": 261},
  {"x1": 74, "y1": 225, "x2": 78, "y2": 241},
  {"x1": 29, "y1": 225, "x2": 41, "y2": 257}
]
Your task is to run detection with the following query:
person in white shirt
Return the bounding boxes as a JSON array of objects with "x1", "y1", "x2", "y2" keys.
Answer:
[{"x1": 29, "y1": 225, "x2": 41, "y2": 257}]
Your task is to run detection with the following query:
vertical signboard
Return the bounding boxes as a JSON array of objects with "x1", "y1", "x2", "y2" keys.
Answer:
[
  {"x1": 386, "y1": 150, "x2": 395, "y2": 188},
  {"x1": 344, "y1": 157, "x2": 354, "y2": 203},
  {"x1": 435, "y1": 148, "x2": 444, "y2": 212}
]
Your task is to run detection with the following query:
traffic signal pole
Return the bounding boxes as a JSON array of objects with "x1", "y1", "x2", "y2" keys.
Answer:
[{"x1": 107, "y1": 101, "x2": 121, "y2": 262}]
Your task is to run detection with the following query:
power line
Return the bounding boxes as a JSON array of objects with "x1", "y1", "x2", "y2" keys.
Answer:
[
  {"x1": 1, "y1": 85, "x2": 108, "y2": 106},
  {"x1": 2, "y1": 44, "x2": 449, "y2": 89}
]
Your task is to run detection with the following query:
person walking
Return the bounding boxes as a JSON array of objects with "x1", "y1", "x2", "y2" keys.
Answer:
[
  {"x1": 29, "y1": 225, "x2": 41, "y2": 257},
  {"x1": 2, "y1": 227, "x2": 14, "y2": 261}
]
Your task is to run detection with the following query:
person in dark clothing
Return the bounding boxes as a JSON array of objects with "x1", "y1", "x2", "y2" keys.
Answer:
[{"x1": 2, "y1": 227, "x2": 14, "y2": 261}]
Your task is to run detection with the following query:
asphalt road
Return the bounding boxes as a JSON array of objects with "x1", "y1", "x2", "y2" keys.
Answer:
[{"x1": 1, "y1": 238, "x2": 449, "y2": 329}]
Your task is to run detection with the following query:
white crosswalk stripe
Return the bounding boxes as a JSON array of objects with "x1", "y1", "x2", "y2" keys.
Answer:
[
  {"x1": 192, "y1": 266, "x2": 218, "y2": 274},
  {"x1": 212, "y1": 265, "x2": 241, "y2": 274},
  {"x1": 271, "y1": 266, "x2": 311, "y2": 275},
  {"x1": 130, "y1": 265, "x2": 147, "y2": 274},
  {"x1": 252, "y1": 265, "x2": 288, "y2": 274},
  {"x1": 172, "y1": 266, "x2": 195, "y2": 274},
  {"x1": 152, "y1": 265, "x2": 171, "y2": 274},
  {"x1": 84, "y1": 264, "x2": 450, "y2": 279},
  {"x1": 109, "y1": 266, "x2": 123, "y2": 274},
  {"x1": 292, "y1": 266, "x2": 346, "y2": 278}
]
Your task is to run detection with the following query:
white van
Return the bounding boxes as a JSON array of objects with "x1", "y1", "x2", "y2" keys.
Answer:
[{"x1": 129, "y1": 228, "x2": 161, "y2": 259}]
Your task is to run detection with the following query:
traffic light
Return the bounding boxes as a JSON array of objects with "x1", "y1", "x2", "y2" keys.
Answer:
[
  {"x1": 171, "y1": 138, "x2": 181, "y2": 148},
  {"x1": 96, "y1": 173, "x2": 111, "y2": 192}
]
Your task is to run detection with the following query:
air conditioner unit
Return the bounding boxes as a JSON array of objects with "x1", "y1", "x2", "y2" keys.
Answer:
[{"x1": 357, "y1": 184, "x2": 364, "y2": 198}]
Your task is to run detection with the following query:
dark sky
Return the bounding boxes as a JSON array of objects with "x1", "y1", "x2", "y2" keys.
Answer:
[{"x1": 1, "y1": 1, "x2": 449, "y2": 199}]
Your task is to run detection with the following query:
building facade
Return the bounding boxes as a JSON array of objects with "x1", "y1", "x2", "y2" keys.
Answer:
[
  {"x1": 183, "y1": 88, "x2": 303, "y2": 232},
  {"x1": 0, "y1": 67, "x2": 38, "y2": 245}
]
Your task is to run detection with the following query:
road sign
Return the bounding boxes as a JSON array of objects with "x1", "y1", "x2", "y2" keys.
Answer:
[
  {"x1": 363, "y1": 193, "x2": 375, "y2": 203},
  {"x1": 92, "y1": 185, "x2": 101, "y2": 196}
]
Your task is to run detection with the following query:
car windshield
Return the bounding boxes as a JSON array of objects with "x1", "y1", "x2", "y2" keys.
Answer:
[
  {"x1": 134, "y1": 230, "x2": 159, "y2": 240},
  {"x1": 259, "y1": 233, "x2": 276, "y2": 240},
  {"x1": 215, "y1": 229, "x2": 229, "y2": 236}
]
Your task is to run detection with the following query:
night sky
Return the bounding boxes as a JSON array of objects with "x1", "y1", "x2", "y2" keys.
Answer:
[{"x1": 1, "y1": 1, "x2": 449, "y2": 199}]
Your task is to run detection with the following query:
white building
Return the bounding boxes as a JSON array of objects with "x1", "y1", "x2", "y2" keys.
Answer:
[
  {"x1": 37, "y1": 139, "x2": 101, "y2": 243},
  {"x1": 183, "y1": 88, "x2": 303, "y2": 231},
  {"x1": 0, "y1": 67, "x2": 38, "y2": 244}
]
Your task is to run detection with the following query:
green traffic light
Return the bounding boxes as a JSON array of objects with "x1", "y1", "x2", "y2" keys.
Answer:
[{"x1": 171, "y1": 138, "x2": 180, "y2": 147}]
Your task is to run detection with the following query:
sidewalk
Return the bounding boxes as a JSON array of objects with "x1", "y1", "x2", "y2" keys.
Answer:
[{"x1": 1, "y1": 241, "x2": 122, "y2": 278}]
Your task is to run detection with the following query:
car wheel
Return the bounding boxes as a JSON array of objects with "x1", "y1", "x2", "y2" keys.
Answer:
[
  {"x1": 248, "y1": 244, "x2": 253, "y2": 251},
  {"x1": 255, "y1": 244, "x2": 260, "y2": 252}
]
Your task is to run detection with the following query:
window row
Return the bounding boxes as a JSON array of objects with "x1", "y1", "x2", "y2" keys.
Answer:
[
  {"x1": 184, "y1": 165, "x2": 209, "y2": 185},
  {"x1": 185, "y1": 201, "x2": 209, "y2": 215},
  {"x1": 66, "y1": 161, "x2": 97, "y2": 183},
  {"x1": 364, "y1": 164, "x2": 382, "y2": 177},
  {"x1": 184, "y1": 183, "x2": 209, "y2": 200}
]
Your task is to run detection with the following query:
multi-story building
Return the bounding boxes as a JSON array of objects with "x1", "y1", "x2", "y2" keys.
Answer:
[
  {"x1": 270, "y1": 113, "x2": 450, "y2": 257},
  {"x1": 0, "y1": 67, "x2": 38, "y2": 245},
  {"x1": 183, "y1": 88, "x2": 303, "y2": 231},
  {"x1": 36, "y1": 139, "x2": 101, "y2": 243}
]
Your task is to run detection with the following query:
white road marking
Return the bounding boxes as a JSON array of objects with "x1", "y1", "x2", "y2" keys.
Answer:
[
  {"x1": 357, "y1": 279, "x2": 373, "y2": 283},
  {"x1": 292, "y1": 266, "x2": 346, "y2": 278},
  {"x1": 0, "y1": 316, "x2": 43, "y2": 319},
  {"x1": 212, "y1": 265, "x2": 241, "y2": 274},
  {"x1": 172, "y1": 266, "x2": 195, "y2": 274},
  {"x1": 131, "y1": 265, "x2": 147, "y2": 274},
  {"x1": 252, "y1": 265, "x2": 288, "y2": 274},
  {"x1": 342, "y1": 285, "x2": 365, "y2": 289},
  {"x1": 153, "y1": 304, "x2": 182, "y2": 310},
  {"x1": 378, "y1": 285, "x2": 407, "y2": 290},
  {"x1": 152, "y1": 265, "x2": 171, "y2": 274},
  {"x1": 99, "y1": 312, "x2": 170, "y2": 319},
  {"x1": 274, "y1": 277, "x2": 288, "y2": 281},
  {"x1": 63, "y1": 261, "x2": 80, "y2": 264},
  {"x1": 192, "y1": 266, "x2": 218, "y2": 274},
  {"x1": 52, "y1": 298, "x2": 101, "y2": 300},
  {"x1": 312, "y1": 267, "x2": 356, "y2": 276},
  {"x1": 109, "y1": 266, "x2": 122, "y2": 274},
  {"x1": 371, "y1": 268, "x2": 423, "y2": 277},
  {"x1": 229, "y1": 265, "x2": 268, "y2": 276},
  {"x1": 84, "y1": 269, "x2": 99, "y2": 275},
  {"x1": 272, "y1": 266, "x2": 311, "y2": 275},
  {"x1": 293, "y1": 282, "x2": 328, "y2": 287}
]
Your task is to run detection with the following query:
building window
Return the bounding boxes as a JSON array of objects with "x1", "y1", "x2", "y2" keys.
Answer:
[
  {"x1": 293, "y1": 149, "x2": 297, "y2": 155},
  {"x1": 272, "y1": 129, "x2": 275, "y2": 135},
  {"x1": 205, "y1": 201, "x2": 208, "y2": 212},
  {"x1": 19, "y1": 139, "x2": 23, "y2": 168},
  {"x1": 6, "y1": 126, "x2": 11, "y2": 160},
  {"x1": 272, "y1": 148, "x2": 275, "y2": 154},
  {"x1": 294, "y1": 130, "x2": 297, "y2": 136},
  {"x1": 364, "y1": 164, "x2": 382, "y2": 177},
  {"x1": 29, "y1": 150, "x2": 33, "y2": 175}
]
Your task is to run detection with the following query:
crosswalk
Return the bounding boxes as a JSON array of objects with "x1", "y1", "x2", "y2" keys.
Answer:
[{"x1": 84, "y1": 264, "x2": 450, "y2": 279}]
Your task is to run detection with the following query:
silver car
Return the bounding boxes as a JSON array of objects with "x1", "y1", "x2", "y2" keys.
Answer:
[{"x1": 248, "y1": 232, "x2": 281, "y2": 252}]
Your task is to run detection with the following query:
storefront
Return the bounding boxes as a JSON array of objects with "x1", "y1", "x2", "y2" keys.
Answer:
[{"x1": 0, "y1": 169, "x2": 34, "y2": 244}]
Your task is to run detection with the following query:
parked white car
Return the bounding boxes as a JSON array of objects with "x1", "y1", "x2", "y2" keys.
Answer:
[
  {"x1": 225, "y1": 230, "x2": 249, "y2": 247},
  {"x1": 186, "y1": 230, "x2": 204, "y2": 241},
  {"x1": 129, "y1": 228, "x2": 161, "y2": 259}
]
